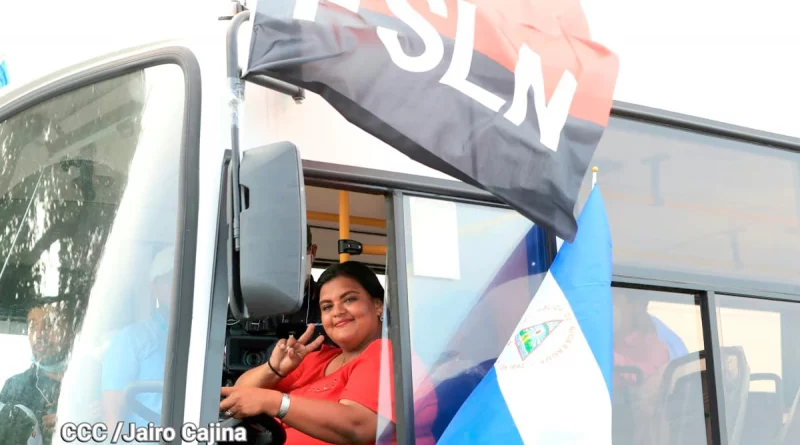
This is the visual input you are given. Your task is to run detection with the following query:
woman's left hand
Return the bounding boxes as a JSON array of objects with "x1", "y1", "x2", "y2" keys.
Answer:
[{"x1": 219, "y1": 387, "x2": 277, "y2": 419}]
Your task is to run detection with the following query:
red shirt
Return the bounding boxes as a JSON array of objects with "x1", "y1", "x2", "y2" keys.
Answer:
[
  {"x1": 274, "y1": 339, "x2": 437, "y2": 445},
  {"x1": 614, "y1": 330, "x2": 671, "y2": 386}
]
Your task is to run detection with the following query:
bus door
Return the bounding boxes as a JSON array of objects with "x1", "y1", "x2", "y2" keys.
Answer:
[{"x1": 0, "y1": 48, "x2": 202, "y2": 443}]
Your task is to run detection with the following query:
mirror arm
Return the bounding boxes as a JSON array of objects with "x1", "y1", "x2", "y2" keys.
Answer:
[
  {"x1": 226, "y1": 10, "x2": 306, "y2": 253},
  {"x1": 244, "y1": 74, "x2": 305, "y2": 103},
  {"x1": 226, "y1": 10, "x2": 251, "y2": 252}
]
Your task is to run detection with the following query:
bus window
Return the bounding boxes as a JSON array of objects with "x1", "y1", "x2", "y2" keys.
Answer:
[
  {"x1": 0, "y1": 63, "x2": 186, "y2": 442},
  {"x1": 399, "y1": 195, "x2": 549, "y2": 443},
  {"x1": 611, "y1": 287, "x2": 710, "y2": 445},
  {"x1": 715, "y1": 295, "x2": 800, "y2": 445},
  {"x1": 574, "y1": 117, "x2": 800, "y2": 287},
  {"x1": 222, "y1": 186, "x2": 400, "y2": 443}
]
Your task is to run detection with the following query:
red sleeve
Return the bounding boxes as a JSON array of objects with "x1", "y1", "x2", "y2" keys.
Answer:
[{"x1": 339, "y1": 339, "x2": 395, "y2": 422}]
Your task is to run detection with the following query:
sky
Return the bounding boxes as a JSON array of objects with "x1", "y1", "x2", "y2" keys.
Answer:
[{"x1": 0, "y1": 0, "x2": 219, "y2": 87}]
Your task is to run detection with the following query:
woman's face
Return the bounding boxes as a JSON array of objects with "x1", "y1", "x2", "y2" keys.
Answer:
[{"x1": 319, "y1": 276, "x2": 383, "y2": 351}]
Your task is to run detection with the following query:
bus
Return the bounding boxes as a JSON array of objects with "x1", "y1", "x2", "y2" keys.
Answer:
[{"x1": 1, "y1": 2, "x2": 799, "y2": 445}]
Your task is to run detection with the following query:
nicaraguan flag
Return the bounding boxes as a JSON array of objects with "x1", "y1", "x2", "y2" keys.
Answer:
[
  {"x1": 0, "y1": 58, "x2": 9, "y2": 88},
  {"x1": 437, "y1": 185, "x2": 613, "y2": 444}
]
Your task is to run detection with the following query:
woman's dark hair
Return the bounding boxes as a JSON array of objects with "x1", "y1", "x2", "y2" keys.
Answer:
[{"x1": 316, "y1": 261, "x2": 384, "y2": 301}]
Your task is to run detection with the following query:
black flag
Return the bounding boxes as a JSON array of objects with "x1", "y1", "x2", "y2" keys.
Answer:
[{"x1": 245, "y1": 0, "x2": 619, "y2": 242}]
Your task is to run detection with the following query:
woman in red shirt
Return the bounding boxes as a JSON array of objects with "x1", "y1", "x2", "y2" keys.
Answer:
[
  {"x1": 613, "y1": 292, "x2": 671, "y2": 387},
  {"x1": 220, "y1": 261, "x2": 437, "y2": 445}
]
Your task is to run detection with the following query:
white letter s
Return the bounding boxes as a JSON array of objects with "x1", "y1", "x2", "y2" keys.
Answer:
[{"x1": 377, "y1": 0, "x2": 448, "y2": 73}]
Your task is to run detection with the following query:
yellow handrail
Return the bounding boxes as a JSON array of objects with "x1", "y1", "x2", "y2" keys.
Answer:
[
  {"x1": 307, "y1": 211, "x2": 386, "y2": 228},
  {"x1": 361, "y1": 244, "x2": 387, "y2": 256}
]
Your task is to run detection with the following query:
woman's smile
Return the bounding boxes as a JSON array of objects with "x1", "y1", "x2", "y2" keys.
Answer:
[{"x1": 334, "y1": 318, "x2": 353, "y2": 328}]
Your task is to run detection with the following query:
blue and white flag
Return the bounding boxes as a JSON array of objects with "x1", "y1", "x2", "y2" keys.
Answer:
[
  {"x1": 0, "y1": 58, "x2": 9, "y2": 88},
  {"x1": 438, "y1": 185, "x2": 613, "y2": 444}
]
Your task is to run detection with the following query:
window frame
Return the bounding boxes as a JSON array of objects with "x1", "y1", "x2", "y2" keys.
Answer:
[
  {"x1": 611, "y1": 278, "x2": 800, "y2": 445},
  {"x1": 0, "y1": 46, "x2": 202, "y2": 433},
  {"x1": 608, "y1": 104, "x2": 800, "y2": 445},
  {"x1": 603, "y1": 102, "x2": 800, "y2": 300},
  {"x1": 303, "y1": 161, "x2": 558, "y2": 445}
]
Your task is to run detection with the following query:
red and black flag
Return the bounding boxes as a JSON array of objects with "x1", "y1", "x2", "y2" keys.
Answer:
[{"x1": 245, "y1": 0, "x2": 618, "y2": 242}]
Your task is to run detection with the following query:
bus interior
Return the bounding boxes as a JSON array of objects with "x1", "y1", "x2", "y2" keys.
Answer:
[{"x1": 221, "y1": 185, "x2": 388, "y2": 387}]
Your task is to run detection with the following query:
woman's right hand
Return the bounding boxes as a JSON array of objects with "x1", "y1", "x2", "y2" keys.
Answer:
[{"x1": 269, "y1": 324, "x2": 325, "y2": 377}]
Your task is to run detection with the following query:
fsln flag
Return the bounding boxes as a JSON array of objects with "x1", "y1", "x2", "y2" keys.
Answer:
[
  {"x1": 0, "y1": 58, "x2": 9, "y2": 89},
  {"x1": 437, "y1": 185, "x2": 613, "y2": 445},
  {"x1": 245, "y1": 0, "x2": 619, "y2": 242}
]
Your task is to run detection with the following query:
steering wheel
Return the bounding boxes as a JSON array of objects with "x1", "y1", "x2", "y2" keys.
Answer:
[
  {"x1": 216, "y1": 415, "x2": 286, "y2": 445},
  {"x1": 122, "y1": 380, "x2": 163, "y2": 424},
  {"x1": 124, "y1": 382, "x2": 286, "y2": 445}
]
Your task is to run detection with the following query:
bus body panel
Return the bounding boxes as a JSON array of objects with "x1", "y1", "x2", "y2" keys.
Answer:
[{"x1": 242, "y1": 84, "x2": 456, "y2": 181}]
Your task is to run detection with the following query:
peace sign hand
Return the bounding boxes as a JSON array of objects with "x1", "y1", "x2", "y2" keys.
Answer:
[{"x1": 269, "y1": 324, "x2": 325, "y2": 377}]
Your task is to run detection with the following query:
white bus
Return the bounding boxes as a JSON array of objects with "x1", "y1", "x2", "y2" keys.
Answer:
[{"x1": 1, "y1": 2, "x2": 799, "y2": 445}]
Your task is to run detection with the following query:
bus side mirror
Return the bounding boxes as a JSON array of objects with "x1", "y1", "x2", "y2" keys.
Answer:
[{"x1": 227, "y1": 141, "x2": 307, "y2": 320}]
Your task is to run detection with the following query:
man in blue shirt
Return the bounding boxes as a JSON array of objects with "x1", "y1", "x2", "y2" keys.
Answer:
[{"x1": 101, "y1": 247, "x2": 172, "y2": 429}]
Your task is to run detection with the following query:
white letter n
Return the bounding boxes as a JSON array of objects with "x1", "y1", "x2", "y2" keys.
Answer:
[{"x1": 503, "y1": 45, "x2": 578, "y2": 152}]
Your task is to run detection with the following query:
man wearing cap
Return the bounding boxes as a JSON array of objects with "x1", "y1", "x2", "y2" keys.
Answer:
[
  {"x1": 295, "y1": 226, "x2": 320, "y2": 325},
  {"x1": 101, "y1": 246, "x2": 173, "y2": 429},
  {"x1": 270, "y1": 226, "x2": 338, "y2": 344}
]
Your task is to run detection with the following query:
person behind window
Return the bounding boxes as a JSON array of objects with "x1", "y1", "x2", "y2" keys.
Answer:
[
  {"x1": 650, "y1": 315, "x2": 689, "y2": 360},
  {"x1": 101, "y1": 246, "x2": 173, "y2": 428},
  {"x1": 0, "y1": 298, "x2": 72, "y2": 445},
  {"x1": 273, "y1": 226, "x2": 339, "y2": 347},
  {"x1": 613, "y1": 292, "x2": 671, "y2": 387},
  {"x1": 220, "y1": 261, "x2": 436, "y2": 445}
]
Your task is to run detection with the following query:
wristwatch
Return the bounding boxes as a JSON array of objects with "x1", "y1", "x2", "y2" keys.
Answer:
[{"x1": 276, "y1": 393, "x2": 291, "y2": 419}]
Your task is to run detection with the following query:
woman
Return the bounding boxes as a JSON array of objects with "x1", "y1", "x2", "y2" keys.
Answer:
[
  {"x1": 220, "y1": 261, "x2": 436, "y2": 445},
  {"x1": 613, "y1": 293, "x2": 671, "y2": 386},
  {"x1": 612, "y1": 293, "x2": 673, "y2": 445}
]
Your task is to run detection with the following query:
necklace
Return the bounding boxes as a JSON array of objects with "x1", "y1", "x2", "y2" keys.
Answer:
[{"x1": 35, "y1": 370, "x2": 53, "y2": 406}]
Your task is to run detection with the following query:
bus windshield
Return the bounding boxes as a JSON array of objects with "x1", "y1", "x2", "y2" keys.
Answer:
[{"x1": 0, "y1": 64, "x2": 185, "y2": 443}]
